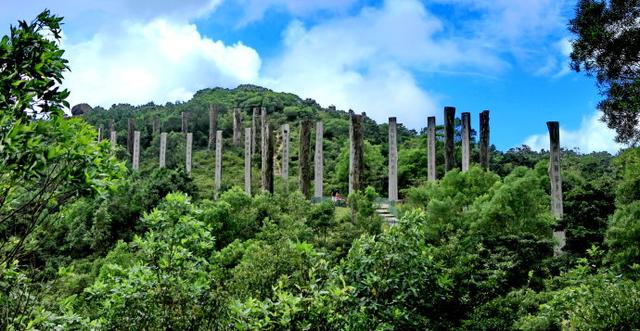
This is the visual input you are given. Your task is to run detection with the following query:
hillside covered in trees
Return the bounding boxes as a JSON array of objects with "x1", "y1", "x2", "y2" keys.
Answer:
[{"x1": 2, "y1": 8, "x2": 640, "y2": 331}]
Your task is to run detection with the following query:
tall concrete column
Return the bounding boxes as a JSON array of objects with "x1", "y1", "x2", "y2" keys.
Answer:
[
  {"x1": 152, "y1": 116, "x2": 160, "y2": 136},
  {"x1": 444, "y1": 106, "x2": 455, "y2": 172},
  {"x1": 281, "y1": 124, "x2": 290, "y2": 194},
  {"x1": 97, "y1": 125, "x2": 103, "y2": 142},
  {"x1": 388, "y1": 117, "x2": 398, "y2": 201},
  {"x1": 127, "y1": 118, "x2": 135, "y2": 158},
  {"x1": 186, "y1": 132, "x2": 193, "y2": 174},
  {"x1": 110, "y1": 131, "x2": 117, "y2": 150},
  {"x1": 479, "y1": 110, "x2": 490, "y2": 170},
  {"x1": 261, "y1": 123, "x2": 274, "y2": 193},
  {"x1": 348, "y1": 110, "x2": 355, "y2": 194},
  {"x1": 548, "y1": 121, "x2": 565, "y2": 254},
  {"x1": 181, "y1": 112, "x2": 190, "y2": 133},
  {"x1": 350, "y1": 114, "x2": 364, "y2": 192},
  {"x1": 314, "y1": 121, "x2": 324, "y2": 198},
  {"x1": 209, "y1": 105, "x2": 218, "y2": 150},
  {"x1": 244, "y1": 127, "x2": 252, "y2": 195},
  {"x1": 132, "y1": 131, "x2": 140, "y2": 170},
  {"x1": 261, "y1": 107, "x2": 267, "y2": 174},
  {"x1": 159, "y1": 132, "x2": 167, "y2": 168},
  {"x1": 252, "y1": 107, "x2": 259, "y2": 155},
  {"x1": 427, "y1": 116, "x2": 437, "y2": 182},
  {"x1": 233, "y1": 108, "x2": 242, "y2": 146},
  {"x1": 461, "y1": 112, "x2": 471, "y2": 172},
  {"x1": 215, "y1": 130, "x2": 222, "y2": 198},
  {"x1": 109, "y1": 119, "x2": 115, "y2": 133},
  {"x1": 299, "y1": 119, "x2": 312, "y2": 199},
  {"x1": 548, "y1": 121, "x2": 563, "y2": 218}
]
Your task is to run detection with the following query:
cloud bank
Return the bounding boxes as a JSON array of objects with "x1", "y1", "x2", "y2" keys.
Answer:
[
  {"x1": 523, "y1": 110, "x2": 624, "y2": 154},
  {"x1": 2, "y1": 0, "x2": 584, "y2": 136},
  {"x1": 62, "y1": 19, "x2": 259, "y2": 107}
]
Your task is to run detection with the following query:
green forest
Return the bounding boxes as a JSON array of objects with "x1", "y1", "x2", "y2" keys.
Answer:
[{"x1": 2, "y1": 3, "x2": 640, "y2": 330}]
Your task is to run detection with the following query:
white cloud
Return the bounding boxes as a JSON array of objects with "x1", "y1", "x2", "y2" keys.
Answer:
[
  {"x1": 62, "y1": 19, "x2": 260, "y2": 107},
  {"x1": 523, "y1": 111, "x2": 624, "y2": 154},
  {"x1": 260, "y1": 0, "x2": 504, "y2": 127}
]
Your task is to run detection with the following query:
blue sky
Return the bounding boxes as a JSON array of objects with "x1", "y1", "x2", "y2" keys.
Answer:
[{"x1": 0, "y1": 0, "x2": 623, "y2": 153}]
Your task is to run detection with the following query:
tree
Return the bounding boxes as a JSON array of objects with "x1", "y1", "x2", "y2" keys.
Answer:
[
  {"x1": 569, "y1": 0, "x2": 640, "y2": 144},
  {"x1": 0, "y1": 11, "x2": 122, "y2": 263},
  {"x1": 0, "y1": 10, "x2": 69, "y2": 119}
]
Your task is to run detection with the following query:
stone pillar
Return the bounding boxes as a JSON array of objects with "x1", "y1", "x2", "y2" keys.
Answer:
[
  {"x1": 181, "y1": 112, "x2": 190, "y2": 133},
  {"x1": 127, "y1": 118, "x2": 135, "y2": 158},
  {"x1": 261, "y1": 124, "x2": 274, "y2": 193},
  {"x1": 109, "y1": 119, "x2": 115, "y2": 133},
  {"x1": 252, "y1": 107, "x2": 259, "y2": 156},
  {"x1": 548, "y1": 121, "x2": 563, "y2": 218},
  {"x1": 548, "y1": 121, "x2": 565, "y2": 254},
  {"x1": 233, "y1": 108, "x2": 242, "y2": 146},
  {"x1": 444, "y1": 106, "x2": 455, "y2": 172},
  {"x1": 282, "y1": 124, "x2": 290, "y2": 194},
  {"x1": 261, "y1": 107, "x2": 268, "y2": 183},
  {"x1": 152, "y1": 116, "x2": 160, "y2": 136},
  {"x1": 461, "y1": 112, "x2": 471, "y2": 172},
  {"x1": 209, "y1": 105, "x2": 218, "y2": 150},
  {"x1": 132, "y1": 131, "x2": 140, "y2": 170},
  {"x1": 97, "y1": 125, "x2": 103, "y2": 142},
  {"x1": 244, "y1": 127, "x2": 252, "y2": 195},
  {"x1": 159, "y1": 132, "x2": 167, "y2": 168},
  {"x1": 348, "y1": 110, "x2": 355, "y2": 194},
  {"x1": 388, "y1": 117, "x2": 398, "y2": 201},
  {"x1": 110, "y1": 130, "x2": 117, "y2": 150},
  {"x1": 215, "y1": 130, "x2": 223, "y2": 198},
  {"x1": 314, "y1": 121, "x2": 324, "y2": 198},
  {"x1": 479, "y1": 110, "x2": 490, "y2": 170},
  {"x1": 299, "y1": 119, "x2": 312, "y2": 199},
  {"x1": 427, "y1": 116, "x2": 437, "y2": 182},
  {"x1": 350, "y1": 114, "x2": 364, "y2": 192},
  {"x1": 186, "y1": 132, "x2": 193, "y2": 174}
]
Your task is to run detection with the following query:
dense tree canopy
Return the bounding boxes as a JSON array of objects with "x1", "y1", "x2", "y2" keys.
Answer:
[{"x1": 569, "y1": 0, "x2": 640, "y2": 144}]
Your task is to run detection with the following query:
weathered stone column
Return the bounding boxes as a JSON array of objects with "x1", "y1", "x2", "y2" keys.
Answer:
[
  {"x1": 186, "y1": 132, "x2": 193, "y2": 174},
  {"x1": 479, "y1": 110, "x2": 490, "y2": 170},
  {"x1": 461, "y1": 112, "x2": 471, "y2": 172},
  {"x1": 299, "y1": 119, "x2": 312, "y2": 199},
  {"x1": 314, "y1": 121, "x2": 324, "y2": 198},
  {"x1": 444, "y1": 106, "x2": 455, "y2": 172},
  {"x1": 261, "y1": 107, "x2": 268, "y2": 181},
  {"x1": 127, "y1": 118, "x2": 135, "y2": 158},
  {"x1": 244, "y1": 127, "x2": 252, "y2": 195},
  {"x1": 548, "y1": 121, "x2": 563, "y2": 218},
  {"x1": 261, "y1": 124, "x2": 274, "y2": 193},
  {"x1": 215, "y1": 130, "x2": 222, "y2": 198},
  {"x1": 110, "y1": 130, "x2": 117, "y2": 150},
  {"x1": 181, "y1": 112, "x2": 190, "y2": 133},
  {"x1": 348, "y1": 110, "x2": 355, "y2": 194},
  {"x1": 109, "y1": 119, "x2": 115, "y2": 133},
  {"x1": 350, "y1": 114, "x2": 364, "y2": 192},
  {"x1": 427, "y1": 116, "x2": 437, "y2": 181},
  {"x1": 252, "y1": 107, "x2": 259, "y2": 155},
  {"x1": 132, "y1": 131, "x2": 140, "y2": 170},
  {"x1": 281, "y1": 124, "x2": 290, "y2": 194},
  {"x1": 209, "y1": 105, "x2": 218, "y2": 150},
  {"x1": 152, "y1": 116, "x2": 160, "y2": 136},
  {"x1": 388, "y1": 117, "x2": 398, "y2": 201},
  {"x1": 548, "y1": 121, "x2": 565, "y2": 254},
  {"x1": 97, "y1": 125, "x2": 104, "y2": 142},
  {"x1": 233, "y1": 108, "x2": 242, "y2": 146},
  {"x1": 159, "y1": 132, "x2": 167, "y2": 168}
]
